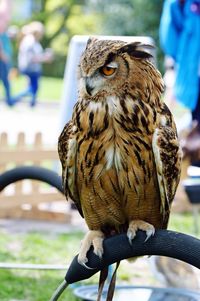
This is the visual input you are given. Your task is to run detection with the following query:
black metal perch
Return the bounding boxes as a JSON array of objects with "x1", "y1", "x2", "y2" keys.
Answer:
[
  {"x1": 50, "y1": 229, "x2": 200, "y2": 300},
  {"x1": 0, "y1": 165, "x2": 63, "y2": 193},
  {"x1": 0, "y1": 167, "x2": 199, "y2": 300}
]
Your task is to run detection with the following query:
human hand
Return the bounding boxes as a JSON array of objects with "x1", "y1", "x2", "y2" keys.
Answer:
[{"x1": 44, "y1": 48, "x2": 54, "y2": 63}]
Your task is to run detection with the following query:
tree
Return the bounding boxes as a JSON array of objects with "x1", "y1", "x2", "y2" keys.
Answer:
[
  {"x1": 30, "y1": 0, "x2": 100, "y2": 76},
  {"x1": 12, "y1": 0, "x2": 164, "y2": 77},
  {"x1": 30, "y1": 0, "x2": 99, "y2": 54},
  {"x1": 87, "y1": 0, "x2": 164, "y2": 70}
]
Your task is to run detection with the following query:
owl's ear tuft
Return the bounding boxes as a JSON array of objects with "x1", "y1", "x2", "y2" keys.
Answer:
[
  {"x1": 86, "y1": 37, "x2": 98, "y2": 47},
  {"x1": 119, "y1": 42, "x2": 154, "y2": 60}
]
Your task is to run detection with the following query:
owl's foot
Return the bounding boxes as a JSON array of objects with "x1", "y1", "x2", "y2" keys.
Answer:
[
  {"x1": 78, "y1": 230, "x2": 105, "y2": 267},
  {"x1": 127, "y1": 220, "x2": 155, "y2": 244}
]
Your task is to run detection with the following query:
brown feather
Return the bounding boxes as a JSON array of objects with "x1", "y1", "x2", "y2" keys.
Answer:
[{"x1": 58, "y1": 37, "x2": 181, "y2": 254}]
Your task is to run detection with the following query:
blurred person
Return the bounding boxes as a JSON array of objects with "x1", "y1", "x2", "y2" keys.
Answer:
[
  {"x1": 0, "y1": 0, "x2": 14, "y2": 106},
  {"x1": 159, "y1": 0, "x2": 200, "y2": 160},
  {"x1": 0, "y1": 29, "x2": 13, "y2": 105},
  {"x1": 16, "y1": 21, "x2": 53, "y2": 107}
]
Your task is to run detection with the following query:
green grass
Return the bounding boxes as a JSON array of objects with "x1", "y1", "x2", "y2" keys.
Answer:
[
  {"x1": 0, "y1": 213, "x2": 199, "y2": 300},
  {"x1": 169, "y1": 212, "x2": 198, "y2": 237},
  {"x1": 0, "y1": 231, "x2": 83, "y2": 301},
  {"x1": 0, "y1": 75, "x2": 63, "y2": 103},
  {"x1": 0, "y1": 270, "x2": 77, "y2": 301}
]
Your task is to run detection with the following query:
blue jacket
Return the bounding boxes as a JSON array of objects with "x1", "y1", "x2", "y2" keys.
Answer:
[
  {"x1": 0, "y1": 32, "x2": 12, "y2": 66},
  {"x1": 159, "y1": 0, "x2": 200, "y2": 110}
]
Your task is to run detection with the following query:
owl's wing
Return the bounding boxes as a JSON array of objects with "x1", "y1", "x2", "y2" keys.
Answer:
[
  {"x1": 152, "y1": 114, "x2": 182, "y2": 226},
  {"x1": 58, "y1": 121, "x2": 83, "y2": 217}
]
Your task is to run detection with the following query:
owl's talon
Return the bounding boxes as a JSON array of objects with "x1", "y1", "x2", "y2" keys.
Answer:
[
  {"x1": 127, "y1": 220, "x2": 155, "y2": 244},
  {"x1": 94, "y1": 249, "x2": 103, "y2": 259},
  {"x1": 77, "y1": 251, "x2": 95, "y2": 269},
  {"x1": 78, "y1": 230, "x2": 104, "y2": 267},
  {"x1": 127, "y1": 230, "x2": 136, "y2": 245},
  {"x1": 77, "y1": 253, "x2": 88, "y2": 265},
  {"x1": 80, "y1": 262, "x2": 96, "y2": 270},
  {"x1": 93, "y1": 239, "x2": 104, "y2": 259},
  {"x1": 78, "y1": 253, "x2": 95, "y2": 269},
  {"x1": 144, "y1": 228, "x2": 155, "y2": 242}
]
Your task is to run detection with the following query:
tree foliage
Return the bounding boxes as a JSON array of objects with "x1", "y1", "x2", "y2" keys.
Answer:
[
  {"x1": 87, "y1": 0, "x2": 164, "y2": 70},
  {"x1": 29, "y1": 0, "x2": 100, "y2": 76},
  {"x1": 31, "y1": 0, "x2": 99, "y2": 55},
  {"x1": 88, "y1": 0, "x2": 163, "y2": 38},
  {"x1": 13, "y1": 0, "x2": 164, "y2": 77}
]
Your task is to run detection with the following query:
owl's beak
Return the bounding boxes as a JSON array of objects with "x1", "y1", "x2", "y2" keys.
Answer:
[{"x1": 85, "y1": 78, "x2": 94, "y2": 96}]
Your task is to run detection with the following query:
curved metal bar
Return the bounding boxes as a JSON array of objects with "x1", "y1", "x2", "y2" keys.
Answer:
[
  {"x1": 49, "y1": 280, "x2": 69, "y2": 301},
  {"x1": 0, "y1": 166, "x2": 63, "y2": 194},
  {"x1": 50, "y1": 230, "x2": 200, "y2": 300},
  {"x1": 65, "y1": 230, "x2": 200, "y2": 284}
]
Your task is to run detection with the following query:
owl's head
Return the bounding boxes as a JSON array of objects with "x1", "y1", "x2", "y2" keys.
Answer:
[{"x1": 78, "y1": 37, "x2": 154, "y2": 99}]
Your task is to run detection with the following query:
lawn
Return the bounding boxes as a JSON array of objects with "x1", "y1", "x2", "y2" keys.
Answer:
[
  {"x1": 0, "y1": 75, "x2": 63, "y2": 103},
  {"x1": 0, "y1": 231, "x2": 84, "y2": 301},
  {"x1": 0, "y1": 212, "x2": 199, "y2": 301}
]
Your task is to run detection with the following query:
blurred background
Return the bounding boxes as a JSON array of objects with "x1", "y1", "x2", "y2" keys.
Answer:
[
  {"x1": 0, "y1": 0, "x2": 200, "y2": 301},
  {"x1": 0, "y1": 0, "x2": 167, "y2": 144},
  {"x1": 11, "y1": 0, "x2": 164, "y2": 77}
]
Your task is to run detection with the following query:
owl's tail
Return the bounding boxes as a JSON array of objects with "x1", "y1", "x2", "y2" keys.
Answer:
[{"x1": 97, "y1": 261, "x2": 120, "y2": 301}]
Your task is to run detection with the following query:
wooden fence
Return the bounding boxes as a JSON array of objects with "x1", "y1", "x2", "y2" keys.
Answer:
[
  {"x1": 0, "y1": 131, "x2": 194, "y2": 222},
  {"x1": 0, "y1": 132, "x2": 71, "y2": 222}
]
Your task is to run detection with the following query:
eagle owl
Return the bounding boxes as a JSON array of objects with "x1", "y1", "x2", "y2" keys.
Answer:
[{"x1": 58, "y1": 38, "x2": 182, "y2": 265}]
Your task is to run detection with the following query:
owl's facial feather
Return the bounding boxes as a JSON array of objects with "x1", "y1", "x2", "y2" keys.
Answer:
[
  {"x1": 80, "y1": 57, "x2": 128, "y2": 98},
  {"x1": 78, "y1": 38, "x2": 162, "y2": 100},
  {"x1": 118, "y1": 43, "x2": 153, "y2": 59}
]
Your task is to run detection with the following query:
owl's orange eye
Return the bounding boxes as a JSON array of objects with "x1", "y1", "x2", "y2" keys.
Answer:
[{"x1": 100, "y1": 66, "x2": 116, "y2": 77}]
